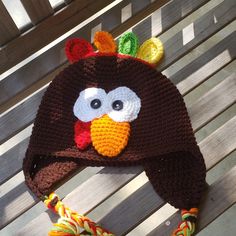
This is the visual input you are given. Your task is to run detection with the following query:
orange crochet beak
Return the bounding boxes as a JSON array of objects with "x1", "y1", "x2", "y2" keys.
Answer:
[{"x1": 91, "y1": 115, "x2": 130, "y2": 157}]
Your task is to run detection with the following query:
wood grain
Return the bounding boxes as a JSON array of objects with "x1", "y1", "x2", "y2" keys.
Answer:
[
  {"x1": 158, "y1": 0, "x2": 236, "y2": 71},
  {"x1": 173, "y1": 31, "x2": 236, "y2": 94},
  {"x1": 0, "y1": 1, "x2": 19, "y2": 46},
  {"x1": 188, "y1": 73, "x2": 236, "y2": 132},
  {"x1": 0, "y1": 0, "x2": 209, "y2": 106},
  {"x1": 200, "y1": 116, "x2": 236, "y2": 170},
  {"x1": 147, "y1": 166, "x2": 236, "y2": 236},
  {"x1": 0, "y1": 137, "x2": 29, "y2": 185},
  {"x1": 0, "y1": 89, "x2": 45, "y2": 144},
  {"x1": 20, "y1": 0, "x2": 54, "y2": 25}
]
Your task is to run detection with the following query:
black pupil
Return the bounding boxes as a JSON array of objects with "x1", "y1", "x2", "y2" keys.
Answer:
[
  {"x1": 112, "y1": 100, "x2": 123, "y2": 111},
  {"x1": 90, "y1": 99, "x2": 101, "y2": 109}
]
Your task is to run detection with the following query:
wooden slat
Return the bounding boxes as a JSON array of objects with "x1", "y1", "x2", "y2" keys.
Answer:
[
  {"x1": 20, "y1": 0, "x2": 54, "y2": 25},
  {"x1": 157, "y1": 0, "x2": 236, "y2": 71},
  {"x1": 0, "y1": 0, "x2": 209, "y2": 106},
  {"x1": 200, "y1": 116, "x2": 236, "y2": 170},
  {"x1": 0, "y1": 1, "x2": 20, "y2": 46},
  {"x1": 0, "y1": 72, "x2": 236, "y2": 186},
  {"x1": 0, "y1": 137, "x2": 29, "y2": 185},
  {"x1": 0, "y1": 0, "x2": 114, "y2": 73},
  {"x1": 188, "y1": 73, "x2": 236, "y2": 132},
  {"x1": 98, "y1": 181, "x2": 164, "y2": 235},
  {"x1": 15, "y1": 114, "x2": 236, "y2": 235},
  {"x1": 201, "y1": 116, "x2": 236, "y2": 170},
  {"x1": 0, "y1": 89, "x2": 44, "y2": 144},
  {"x1": 1, "y1": 0, "x2": 233, "y2": 144},
  {"x1": 172, "y1": 31, "x2": 236, "y2": 94},
  {"x1": 147, "y1": 166, "x2": 236, "y2": 236}
]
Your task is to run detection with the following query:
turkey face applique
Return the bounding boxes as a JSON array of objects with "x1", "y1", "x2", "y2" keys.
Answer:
[{"x1": 73, "y1": 87, "x2": 141, "y2": 157}]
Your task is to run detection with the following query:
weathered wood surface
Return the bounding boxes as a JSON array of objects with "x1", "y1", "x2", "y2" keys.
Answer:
[
  {"x1": 147, "y1": 166, "x2": 236, "y2": 236},
  {"x1": 201, "y1": 116, "x2": 236, "y2": 170},
  {"x1": 0, "y1": 1, "x2": 19, "y2": 46},
  {"x1": 173, "y1": 31, "x2": 236, "y2": 94},
  {"x1": 1, "y1": 0, "x2": 233, "y2": 144},
  {"x1": 0, "y1": 0, "x2": 114, "y2": 74},
  {"x1": 20, "y1": 0, "x2": 54, "y2": 25},
  {"x1": 158, "y1": 0, "x2": 236, "y2": 71},
  {"x1": 0, "y1": 137, "x2": 29, "y2": 185},
  {"x1": 0, "y1": 0, "x2": 210, "y2": 106},
  {"x1": 188, "y1": 73, "x2": 236, "y2": 131}
]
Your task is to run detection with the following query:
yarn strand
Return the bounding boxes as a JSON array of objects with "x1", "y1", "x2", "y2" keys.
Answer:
[
  {"x1": 44, "y1": 193, "x2": 114, "y2": 236},
  {"x1": 172, "y1": 208, "x2": 198, "y2": 236}
]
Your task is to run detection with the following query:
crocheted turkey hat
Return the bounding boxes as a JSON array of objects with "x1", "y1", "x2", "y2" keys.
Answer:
[{"x1": 23, "y1": 32, "x2": 206, "y2": 236}]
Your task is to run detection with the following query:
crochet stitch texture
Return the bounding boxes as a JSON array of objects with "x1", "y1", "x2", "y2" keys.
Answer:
[{"x1": 23, "y1": 54, "x2": 206, "y2": 210}]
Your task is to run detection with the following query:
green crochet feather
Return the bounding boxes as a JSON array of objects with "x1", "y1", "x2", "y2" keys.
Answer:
[{"x1": 118, "y1": 32, "x2": 138, "y2": 57}]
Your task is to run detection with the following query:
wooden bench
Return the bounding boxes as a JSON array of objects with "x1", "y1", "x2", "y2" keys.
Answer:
[{"x1": 0, "y1": 0, "x2": 235, "y2": 235}]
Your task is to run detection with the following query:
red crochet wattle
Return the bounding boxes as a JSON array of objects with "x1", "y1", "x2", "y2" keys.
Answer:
[{"x1": 74, "y1": 120, "x2": 91, "y2": 150}]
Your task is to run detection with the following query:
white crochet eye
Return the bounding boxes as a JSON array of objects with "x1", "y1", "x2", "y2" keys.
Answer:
[
  {"x1": 73, "y1": 88, "x2": 107, "y2": 122},
  {"x1": 106, "y1": 87, "x2": 141, "y2": 122}
]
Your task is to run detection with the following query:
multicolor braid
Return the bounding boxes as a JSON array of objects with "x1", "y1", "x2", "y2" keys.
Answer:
[
  {"x1": 172, "y1": 208, "x2": 198, "y2": 236},
  {"x1": 44, "y1": 193, "x2": 114, "y2": 236}
]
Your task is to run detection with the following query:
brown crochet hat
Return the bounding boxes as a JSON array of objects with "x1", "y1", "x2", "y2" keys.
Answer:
[{"x1": 23, "y1": 32, "x2": 206, "y2": 236}]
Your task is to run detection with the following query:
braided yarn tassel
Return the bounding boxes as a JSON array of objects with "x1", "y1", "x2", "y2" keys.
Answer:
[
  {"x1": 44, "y1": 193, "x2": 114, "y2": 236},
  {"x1": 172, "y1": 208, "x2": 198, "y2": 236}
]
